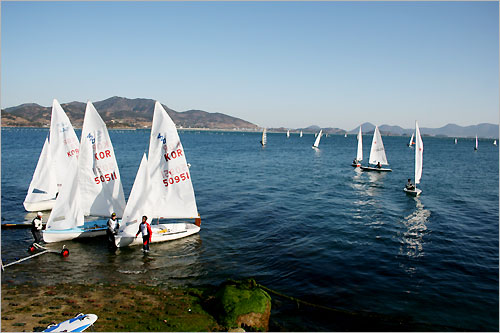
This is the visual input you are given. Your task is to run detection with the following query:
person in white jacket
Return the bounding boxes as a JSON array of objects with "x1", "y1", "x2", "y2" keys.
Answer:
[{"x1": 31, "y1": 212, "x2": 43, "y2": 244}]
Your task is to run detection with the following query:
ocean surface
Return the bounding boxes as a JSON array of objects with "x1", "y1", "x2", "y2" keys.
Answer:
[{"x1": 1, "y1": 127, "x2": 498, "y2": 331}]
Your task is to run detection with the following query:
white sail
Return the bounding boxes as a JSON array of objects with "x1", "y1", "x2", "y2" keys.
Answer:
[
  {"x1": 313, "y1": 129, "x2": 322, "y2": 148},
  {"x1": 475, "y1": 135, "x2": 478, "y2": 149},
  {"x1": 23, "y1": 136, "x2": 58, "y2": 209},
  {"x1": 45, "y1": 157, "x2": 84, "y2": 231},
  {"x1": 287, "y1": 129, "x2": 290, "y2": 138},
  {"x1": 494, "y1": 140, "x2": 497, "y2": 146},
  {"x1": 454, "y1": 138, "x2": 457, "y2": 144},
  {"x1": 121, "y1": 154, "x2": 154, "y2": 235},
  {"x1": 148, "y1": 101, "x2": 199, "y2": 219},
  {"x1": 261, "y1": 128, "x2": 267, "y2": 145},
  {"x1": 356, "y1": 126, "x2": 363, "y2": 161},
  {"x1": 300, "y1": 131, "x2": 303, "y2": 137},
  {"x1": 78, "y1": 101, "x2": 126, "y2": 217},
  {"x1": 368, "y1": 126, "x2": 388, "y2": 165},
  {"x1": 408, "y1": 133, "x2": 414, "y2": 146},
  {"x1": 49, "y1": 99, "x2": 80, "y2": 191},
  {"x1": 414, "y1": 121, "x2": 423, "y2": 185}
]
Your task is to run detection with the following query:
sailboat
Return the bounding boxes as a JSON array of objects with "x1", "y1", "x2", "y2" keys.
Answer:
[
  {"x1": 286, "y1": 129, "x2": 290, "y2": 138},
  {"x1": 42, "y1": 101, "x2": 126, "y2": 243},
  {"x1": 404, "y1": 121, "x2": 423, "y2": 196},
  {"x1": 115, "y1": 102, "x2": 201, "y2": 248},
  {"x1": 494, "y1": 140, "x2": 497, "y2": 146},
  {"x1": 23, "y1": 99, "x2": 80, "y2": 212},
  {"x1": 407, "y1": 133, "x2": 415, "y2": 147},
  {"x1": 360, "y1": 126, "x2": 392, "y2": 172},
  {"x1": 454, "y1": 138, "x2": 457, "y2": 144},
  {"x1": 351, "y1": 126, "x2": 363, "y2": 167},
  {"x1": 312, "y1": 129, "x2": 322, "y2": 149},
  {"x1": 344, "y1": 133, "x2": 347, "y2": 138},
  {"x1": 300, "y1": 131, "x2": 303, "y2": 138},
  {"x1": 474, "y1": 135, "x2": 478, "y2": 151},
  {"x1": 260, "y1": 128, "x2": 267, "y2": 147}
]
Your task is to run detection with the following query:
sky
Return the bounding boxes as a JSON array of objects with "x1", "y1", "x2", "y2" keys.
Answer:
[{"x1": 1, "y1": 1, "x2": 498, "y2": 130}]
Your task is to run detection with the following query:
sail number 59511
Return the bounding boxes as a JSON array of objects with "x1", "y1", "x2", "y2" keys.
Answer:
[
  {"x1": 163, "y1": 172, "x2": 190, "y2": 187},
  {"x1": 94, "y1": 171, "x2": 118, "y2": 184}
]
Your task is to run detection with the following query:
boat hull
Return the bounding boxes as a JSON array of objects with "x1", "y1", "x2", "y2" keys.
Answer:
[
  {"x1": 360, "y1": 166, "x2": 392, "y2": 172},
  {"x1": 42, "y1": 220, "x2": 107, "y2": 243},
  {"x1": 23, "y1": 199, "x2": 56, "y2": 212},
  {"x1": 403, "y1": 187, "x2": 422, "y2": 196},
  {"x1": 115, "y1": 222, "x2": 200, "y2": 248}
]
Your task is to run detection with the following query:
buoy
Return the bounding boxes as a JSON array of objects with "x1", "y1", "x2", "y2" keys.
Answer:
[{"x1": 61, "y1": 248, "x2": 70, "y2": 257}]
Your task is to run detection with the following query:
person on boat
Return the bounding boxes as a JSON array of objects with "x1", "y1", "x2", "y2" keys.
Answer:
[
  {"x1": 353, "y1": 158, "x2": 357, "y2": 165},
  {"x1": 106, "y1": 212, "x2": 119, "y2": 249},
  {"x1": 135, "y1": 216, "x2": 152, "y2": 252},
  {"x1": 31, "y1": 212, "x2": 43, "y2": 244},
  {"x1": 406, "y1": 178, "x2": 415, "y2": 191},
  {"x1": 376, "y1": 162, "x2": 382, "y2": 169}
]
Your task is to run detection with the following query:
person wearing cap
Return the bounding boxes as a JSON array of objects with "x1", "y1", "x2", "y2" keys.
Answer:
[
  {"x1": 31, "y1": 212, "x2": 44, "y2": 244},
  {"x1": 106, "y1": 212, "x2": 119, "y2": 249},
  {"x1": 135, "y1": 216, "x2": 152, "y2": 252}
]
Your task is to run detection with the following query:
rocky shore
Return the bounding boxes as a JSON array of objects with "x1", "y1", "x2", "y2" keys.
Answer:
[{"x1": 1, "y1": 279, "x2": 271, "y2": 332}]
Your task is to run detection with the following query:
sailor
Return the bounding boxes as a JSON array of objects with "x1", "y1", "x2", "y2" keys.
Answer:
[
  {"x1": 406, "y1": 178, "x2": 415, "y2": 191},
  {"x1": 106, "y1": 212, "x2": 119, "y2": 249},
  {"x1": 376, "y1": 162, "x2": 382, "y2": 169},
  {"x1": 135, "y1": 216, "x2": 152, "y2": 252},
  {"x1": 31, "y1": 212, "x2": 43, "y2": 244}
]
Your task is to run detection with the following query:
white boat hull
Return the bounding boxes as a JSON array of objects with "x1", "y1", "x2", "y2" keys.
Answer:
[
  {"x1": 23, "y1": 199, "x2": 56, "y2": 212},
  {"x1": 403, "y1": 187, "x2": 422, "y2": 196},
  {"x1": 42, "y1": 220, "x2": 107, "y2": 243},
  {"x1": 360, "y1": 166, "x2": 392, "y2": 172},
  {"x1": 115, "y1": 222, "x2": 200, "y2": 248}
]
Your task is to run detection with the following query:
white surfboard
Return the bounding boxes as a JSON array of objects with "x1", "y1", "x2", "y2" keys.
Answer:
[{"x1": 43, "y1": 313, "x2": 97, "y2": 332}]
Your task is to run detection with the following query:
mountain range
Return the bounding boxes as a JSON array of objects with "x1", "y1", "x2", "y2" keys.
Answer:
[
  {"x1": 1, "y1": 97, "x2": 497, "y2": 138},
  {"x1": 1, "y1": 96, "x2": 258, "y2": 130}
]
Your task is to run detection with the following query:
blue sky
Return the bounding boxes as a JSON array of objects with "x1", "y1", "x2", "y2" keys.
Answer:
[{"x1": 1, "y1": 1, "x2": 498, "y2": 130}]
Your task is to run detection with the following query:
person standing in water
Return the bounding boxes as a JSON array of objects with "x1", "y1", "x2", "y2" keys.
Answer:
[
  {"x1": 31, "y1": 212, "x2": 44, "y2": 244},
  {"x1": 135, "y1": 216, "x2": 152, "y2": 252},
  {"x1": 107, "y1": 212, "x2": 119, "y2": 249}
]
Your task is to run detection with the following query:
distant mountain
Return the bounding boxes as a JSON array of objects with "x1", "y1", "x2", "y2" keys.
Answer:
[
  {"x1": 348, "y1": 122, "x2": 498, "y2": 138},
  {"x1": 1, "y1": 96, "x2": 258, "y2": 130}
]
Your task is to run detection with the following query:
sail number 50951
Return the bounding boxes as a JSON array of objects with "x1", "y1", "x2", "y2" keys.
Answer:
[
  {"x1": 163, "y1": 172, "x2": 190, "y2": 187},
  {"x1": 94, "y1": 171, "x2": 118, "y2": 184}
]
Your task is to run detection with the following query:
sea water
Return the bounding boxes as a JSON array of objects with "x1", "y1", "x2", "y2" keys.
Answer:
[{"x1": 1, "y1": 128, "x2": 498, "y2": 330}]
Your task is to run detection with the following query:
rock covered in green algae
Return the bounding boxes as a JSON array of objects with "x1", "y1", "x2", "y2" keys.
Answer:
[{"x1": 214, "y1": 279, "x2": 271, "y2": 331}]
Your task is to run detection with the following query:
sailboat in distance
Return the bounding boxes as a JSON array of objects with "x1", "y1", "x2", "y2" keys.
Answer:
[
  {"x1": 115, "y1": 101, "x2": 201, "y2": 248},
  {"x1": 260, "y1": 128, "x2": 267, "y2": 147},
  {"x1": 300, "y1": 130, "x2": 303, "y2": 138},
  {"x1": 474, "y1": 135, "x2": 478, "y2": 151},
  {"x1": 312, "y1": 129, "x2": 322, "y2": 149},
  {"x1": 23, "y1": 99, "x2": 80, "y2": 212},
  {"x1": 351, "y1": 126, "x2": 362, "y2": 167},
  {"x1": 360, "y1": 126, "x2": 392, "y2": 172},
  {"x1": 404, "y1": 121, "x2": 423, "y2": 196},
  {"x1": 287, "y1": 129, "x2": 290, "y2": 138},
  {"x1": 454, "y1": 138, "x2": 458, "y2": 144},
  {"x1": 494, "y1": 140, "x2": 497, "y2": 146},
  {"x1": 407, "y1": 133, "x2": 415, "y2": 147}
]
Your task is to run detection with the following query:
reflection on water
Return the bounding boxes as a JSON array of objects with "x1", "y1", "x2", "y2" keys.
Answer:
[{"x1": 399, "y1": 197, "x2": 431, "y2": 272}]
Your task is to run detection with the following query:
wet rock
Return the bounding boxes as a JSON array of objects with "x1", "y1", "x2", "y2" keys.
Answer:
[{"x1": 214, "y1": 279, "x2": 271, "y2": 331}]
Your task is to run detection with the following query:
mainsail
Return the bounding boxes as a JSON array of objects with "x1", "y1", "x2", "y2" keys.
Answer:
[
  {"x1": 148, "y1": 101, "x2": 199, "y2": 219},
  {"x1": 368, "y1": 126, "x2": 388, "y2": 165},
  {"x1": 414, "y1": 121, "x2": 423, "y2": 184},
  {"x1": 312, "y1": 129, "x2": 322, "y2": 148},
  {"x1": 356, "y1": 126, "x2": 363, "y2": 161},
  {"x1": 261, "y1": 128, "x2": 267, "y2": 146},
  {"x1": 78, "y1": 101, "x2": 126, "y2": 217},
  {"x1": 23, "y1": 137, "x2": 58, "y2": 209}
]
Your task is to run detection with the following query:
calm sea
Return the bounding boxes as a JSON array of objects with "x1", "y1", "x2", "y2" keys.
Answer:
[{"x1": 1, "y1": 127, "x2": 498, "y2": 331}]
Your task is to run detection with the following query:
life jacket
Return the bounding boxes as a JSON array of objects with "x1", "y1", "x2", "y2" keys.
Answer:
[{"x1": 32, "y1": 217, "x2": 42, "y2": 230}]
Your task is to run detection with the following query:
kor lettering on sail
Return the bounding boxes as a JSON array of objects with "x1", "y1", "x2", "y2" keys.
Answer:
[{"x1": 164, "y1": 149, "x2": 183, "y2": 162}]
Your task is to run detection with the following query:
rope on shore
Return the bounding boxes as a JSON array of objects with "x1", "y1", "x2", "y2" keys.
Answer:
[{"x1": 2, "y1": 250, "x2": 49, "y2": 269}]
